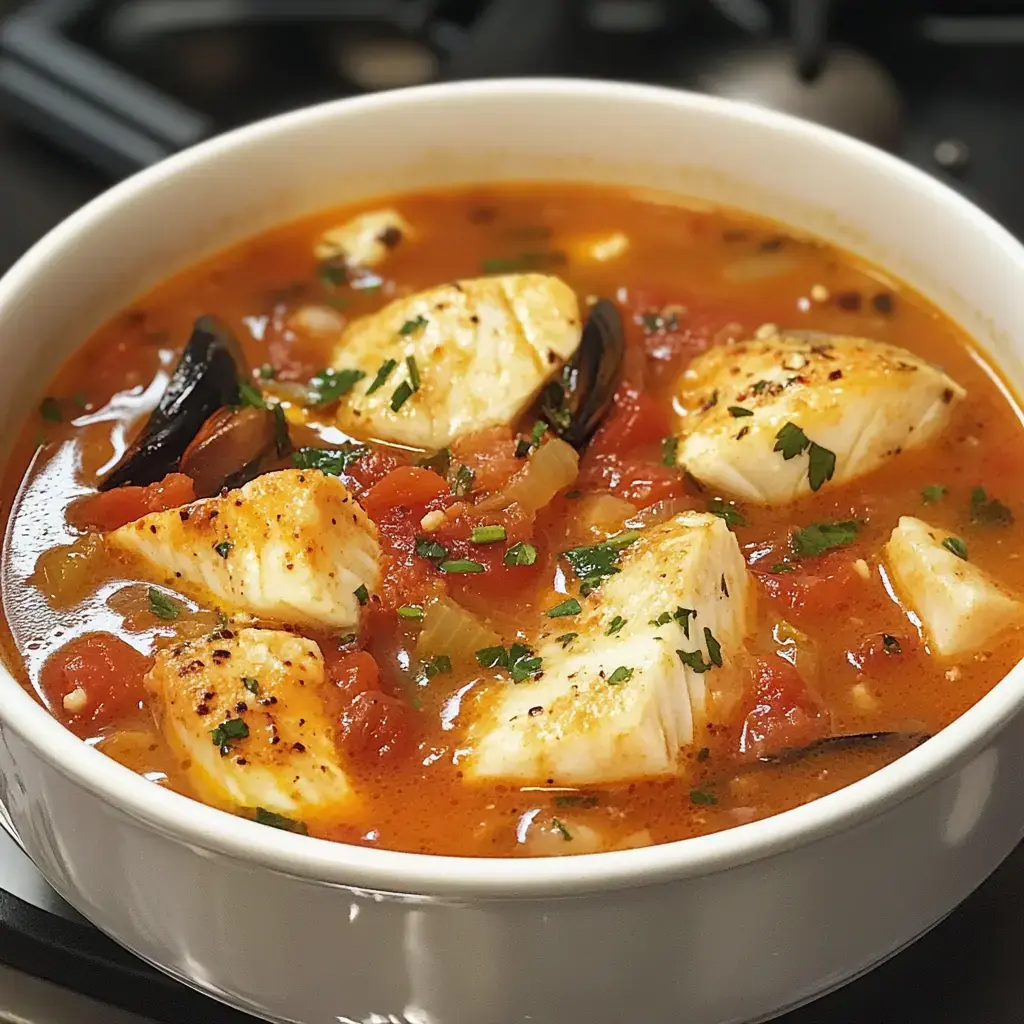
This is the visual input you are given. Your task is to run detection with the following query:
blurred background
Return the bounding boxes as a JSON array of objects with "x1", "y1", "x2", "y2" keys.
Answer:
[{"x1": 3, "y1": 2, "x2": 1024, "y2": 1023}]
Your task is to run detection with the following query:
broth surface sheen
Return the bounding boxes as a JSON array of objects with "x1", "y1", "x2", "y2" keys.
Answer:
[{"x1": 3, "y1": 182, "x2": 1022, "y2": 857}]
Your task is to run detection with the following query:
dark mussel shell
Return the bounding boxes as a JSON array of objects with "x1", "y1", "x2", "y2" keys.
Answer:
[
  {"x1": 100, "y1": 316, "x2": 248, "y2": 491},
  {"x1": 756, "y1": 731, "x2": 931, "y2": 766},
  {"x1": 541, "y1": 298, "x2": 625, "y2": 448}
]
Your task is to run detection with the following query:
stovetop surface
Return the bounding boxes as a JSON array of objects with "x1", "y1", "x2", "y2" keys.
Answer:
[{"x1": 3, "y1": 0, "x2": 1024, "y2": 1021}]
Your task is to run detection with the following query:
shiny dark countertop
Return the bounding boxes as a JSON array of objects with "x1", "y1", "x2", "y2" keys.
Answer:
[{"x1": 1, "y1": 111, "x2": 1024, "y2": 1024}]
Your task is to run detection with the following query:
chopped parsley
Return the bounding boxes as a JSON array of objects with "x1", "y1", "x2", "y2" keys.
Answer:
[
  {"x1": 562, "y1": 530, "x2": 641, "y2": 595},
  {"x1": 515, "y1": 421, "x2": 548, "y2": 458},
  {"x1": 406, "y1": 355, "x2": 421, "y2": 392},
  {"x1": 354, "y1": 583, "x2": 370, "y2": 605},
  {"x1": 773, "y1": 421, "x2": 836, "y2": 491},
  {"x1": 677, "y1": 649, "x2": 712, "y2": 674},
  {"x1": 661, "y1": 436, "x2": 679, "y2": 466},
  {"x1": 39, "y1": 397, "x2": 61, "y2": 422},
  {"x1": 475, "y1": 645, "x2": 509, "y2": 669},
  {"x1": 242, "y1": 677, "x2": 260, "y2": 695},
  {"x1": 650, "y1": 607, "x2": 695, "y2": 637},
  {"x1": 551, "y1": 817, "x2": 573, "y2": 841},
  {"x1": 921, "y1": 484, "x2": 947, "y2": 505},
  {"x1": 416, "y1": 654, "x2": 451, "y2": 683},
  {"x1": 397, "y1": 604, "x2": 425, "y2": 619},
  {"x1": 607, "y1": 665, "x2": 633, "y2": 685},
  {"x1": 970, "y1": 486, "x2": 1013, "y2": 526},
  {"x1": 471, "y1": 524, "x2": 506, "y2": 544},
  {"x1": 790, "y1": 520, "x2": 858, "y2": 558},
  {"x1": 943, "y1": 536, "x2": 968, "y2": 560},
  {"x1": 728, "y1": 406, "x2": 754, "y2": 418},
  {"x1": 770, "y1": 562, "x2": 797, "y2": 573},
  {"x1": 254, "y1": 807, "x2": 307, "y2": 834},
  {"x1": 258, "y1": 363, "x2": 276, "y2": 380},
  {"x1": 751, "y1": 380, "x2": 771, "y2": 395},
  {"x1": 882, "y1": 634, "x2": 902, "y2": 656},
  {"x1": 708, "y1": 497, "x2": 748, "y2": 528},
  {"x1": 439, "y1": 558, "x2": 485, "y2": 574},
  {"x1": 366, "y1": 358, "x2": 398, "y2": 395},
  {"x1": 697, "y1": 747, "x2": 710, "y2": 762},
  {"x1": 147, "y1": 587, "x2": 181, "y2": 620},
  {"x1": 606, "y1": 616, "x2": 627, "y2": 636},
  {"x1": 237, "y1": 378, "x2": 267, "y2": 409},
  {"x1": 210, "y1": 717, "x2": 249, "y2": 755},
  {"x1": 703, "y1": 626, "x2": 723, "y2": 667},
  {"x1": 399, "y1": 315, "x2": 429, "y2": 336},
  {"x1": 415, "y1": 536, "x2": 448, "y2": 561},
  {"x1": 419, "y1": 447, "x2": 452, "y2": 476},
  {"x1": 308, "y1": 367, "x2": 366, "y2": 406},
  {"x1": 547, "y1": 598, "x2": 582, "y2": 618},
  {"x1": 390, "y1": 380, "x2": 414, "y2": 411},
  {"x1": 555, "y1": 632, "x2": 578, "y2": 648},
  {"x1": 214, "y1": 541, "x2": 233, "y2": 559},
  {"x1": 337, "y1": 633, "x2": 357, "y2": 647},
  {"x1": 555, "y1": 794, "x2": 599, "y2": 808},
  {"x1": 291, "y1": 444, "x2": 368, "y2": 475},
  {"x1": 504, "y1": 541, "x2": 537, "y2": 566},
  {"x1": 451, "y1": 464, "x2": 475, "y2": 496},
  {"x1": 689, "y1": 789, "x2": 718, "y2": 806},
  {"x1": 474, "y1": 643, "x2": 542, "y2": 681},
  {"x1": 481, "y1": 251, "x2": 566, "y2": 275}
]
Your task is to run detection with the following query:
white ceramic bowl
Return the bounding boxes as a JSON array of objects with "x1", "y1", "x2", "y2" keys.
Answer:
[{"x1": 0, "y1": 79, "x2": 1023, "y2": 1024}]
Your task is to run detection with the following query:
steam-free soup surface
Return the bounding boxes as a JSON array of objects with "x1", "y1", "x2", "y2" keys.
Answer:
[{"x1": 3, "y1": 183, "x2": 1022, "y2": 857}]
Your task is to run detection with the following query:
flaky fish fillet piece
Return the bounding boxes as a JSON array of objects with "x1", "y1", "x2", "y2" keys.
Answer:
[
  {"x1": 107, "y1": 469, "x2": 379, "y2": 630},
  {"x1": 330, "y1": 273, "x2": 582, "y2": 448},
  {"x1": 314, "y1": 208, "x2": 412, "y2": 268},
  {"x1": 884, "y1": 516, "x2": 1023, "y2": 657},
  {"x1": 465, "y1": 513, "x2": 752, "y2": 785},
  {"x1": 675, "y1": 333, "x2": 965, "y2": 505},
  {"x1": 146, "y1": 628, "x2": 354, "y2": 821}
]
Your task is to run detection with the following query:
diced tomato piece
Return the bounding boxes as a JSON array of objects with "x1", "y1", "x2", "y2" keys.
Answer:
[
  {"x1": 361, "y1": 467, "x2": 448, "y2": 521},
  {"x1": 577, "y1": 453, "x2": 685, "y2": 508},
  {"x1": 451, "y1": 427, "x2": 521, "y2": 494},
  {"x1": 324, "y1": 649, "x2": 381, "y2": 699},
  {"x1": 754, "y1": 554, "x2": 864, "y2": 620},
  {"x1": 587, "y1": 385, "x2": 672, "y2": 457},
  {"x1": 738, "y1": 656, "x2": 830, "y2": 761},
  {"x1": 40, "y1": 632, "x2": 151, "y2": 737},
  {"x1": 73, "y1": 473, "x2": 196, "y2": 532},
  {"x1": 338, "y1": 690, "x2": 411, "y2": 761},
  {"x1": 344, "y1": 448, "x2": 408, "y2": 498}
]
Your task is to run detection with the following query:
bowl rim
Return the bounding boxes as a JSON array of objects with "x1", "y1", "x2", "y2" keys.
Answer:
[{"x1": 1, "y1": 76, "x2": 1023, "y2": 899}]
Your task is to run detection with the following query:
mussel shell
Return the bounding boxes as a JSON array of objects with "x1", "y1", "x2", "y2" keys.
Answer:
[
  {"x1": 100, "y1": 316, "x2": 247, "y2": 490},
  {"x1": 756, "y1": 730, "x2": 930, "y2": 766},
  {"x1": 542, "y1": 298, "x2": 625, "y2": 448}
]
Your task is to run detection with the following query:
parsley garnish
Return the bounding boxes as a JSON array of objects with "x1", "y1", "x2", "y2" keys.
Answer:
[
  {"x1": 258, "y1": 363, "x2": 275, "y2": 380},
  {"x1": 555, "y1": 794, "x2": 599, "y2": 808},
  {"x1": 751, "y1": 380, "x2": 771, "y2": 395},
  {"x1": 970, "y1": 486, "x2": 1013, "y2": 526},
  {"x1": 354, "y1": 583, "x2": 369, "y2": 605},
  {"x1": 697, "y1": 747, "x2": 710, "y2": 762},
  {"x1": 943, "y1": 536, "x2": 968, "y2": 560},
  {"x1": 791, "y1": 520, "x2": 858, "y2": 558},
  {"x1": 291, "y1": 444, "x2": 368, "y2": 476},
  {"x1": 773, "y1": 421, "x2": 836, "y2": 491},
  {"x1": 551, "y1": 817, "x2": 573, "y2": 841},
  {"x1": 237, "y1": 378, "x2": 267, "y2": 409},
  {"x1": 416, "y1": 654, "x2": 451, "y2": 683},
  {"x1": 308, "y1": 367, "x2": 366, "y2": 406},
  {"x1": 676, "y1": 632, "x2": 722, "y2": 673},
  {"x1": 515, "y1": 421, "x2": 548, "y2": 458},
  {"x1": 562, "y1": 530, "x2": 641, "y2": 595},
  {"x1": 471, "y1": 525, "x2": 506, "y2": 544},
  {"x1": 555, "y1": 632, "x2": 578, "y2": 648},
  {"x1": 415, "y1": 536, "x2": 448, "y2": 561},
  {"x1": 728, "y1": 406, "x2": 754, "y2": 418},
  {"x1": 337, "y1": 633, "x2": 357, "y2": 647},
  {"x1": 254, "y1": 807, "x2": 307, "y2": 834},
  {"x1": 406, "y1": 355, "x2": 421, "y2": 392},
  {"x1": 366, "y1": 359, "x2": 398, "y2": 395},
  {"x1": 607, "y1": 665, "x2": 633, "y2": 685},
  {"x1": 440, "y1": 558, "x2": 485, "y2": 574},
  {"x1": 399, "y1": 315, "x2": 428, "y2": 336},
  {"x1": 689, "y1": 789, "x2": 718, "y2": 806},
  {"x1": 703, "y1": 627, "x2": 723, "y2": 667},
  {"x1": 242, "y1": 677, "x2": 260, "y2": 695},
  {"x1": 39, "y1": 397, "x2": 61, "y2": 422},
  {"x1": 474, "y1": 643, "x2": 542, "y2": 681},
  {"x1": 147, "y1": 587, "x2": 181, "y2": 620},
  {"x1": 214, "y1": 541, "x2": 233, "y2": 559},
  {"x1": 390, "y1": 380, "x2": 414, "y2": 411},
  {"x1": 476, "y1": 645, "x2": 509, "y2": 668},
  {"x1": 661, "y1": 436, "x2": 679, "y2": 466},
  {"x1": 606, "y1": 616, "x2": 627, "y2": 636},
  {"x1": 504, "y1": 541, "x2": 537, "y2": 566},
  {"x1": 451, "y1": 464, "x2": 475, "y2": 496},
  {"x1": 708, "y1": 497, "x2": 747, "y2": 528},
  {"x1": 397, "y1": 604, "x2": 425, "y2": 619},
  {"x1": 211, "y1": 717, "x2": 249, "y2": 755},
  {"x1": 770, "y1": 562, "x2": 796, "y2": 573},
  {"x1": 547, "y1": 598, "x2": 582, "y2": 618},
  {"x1": 921, "y1": 484, "x2": 947, "y2": 505}
]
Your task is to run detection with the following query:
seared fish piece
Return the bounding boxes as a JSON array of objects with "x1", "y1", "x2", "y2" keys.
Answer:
[
  {"x1": 676, "y1": 333, "x2": 965, "y2": 504},
  {"x1": 466, "y1": 513, "x2": 752, "y2": 785},
  {"x1": 330, "y1": 274, "x2": 582, "y2": 449},
  {"x1": 107, "y1": 469, "x2": 379, "y2": 630},
  {"x1": 314, "y1": 208, "x2": 412, "y2": 268},
  {"x1": 884, "y1": 516, "x2": 1023, "y2": 657},
  {"x1": 146, "y1": 628, "x2": 353, "y2": 820}
]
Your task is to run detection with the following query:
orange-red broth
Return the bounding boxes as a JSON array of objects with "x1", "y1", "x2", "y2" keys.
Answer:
[{"x1": 2, "y1": 183, "x2": 1022, "y2": 857}]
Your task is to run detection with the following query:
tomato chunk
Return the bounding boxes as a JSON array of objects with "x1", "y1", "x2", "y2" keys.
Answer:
[
  {"x1": 755, "y1": 554, "x2": 864, "y2": 621},
  {"x1": 40, "y1": 633, "x2": 151, "y2": 737},
  {"x1": 587, "y1": 386, "x2": 671, "y2": 457},
  {"x1": 323, "y1": 649, "x2": 381, "y2": 702},
  {"x1": 338, "y1": 690, "x2": 411, "y2": 761},
  {"x1": 737, "y1": 656, "x2": 830, "y2": 761},
  {"x1": 74, "y1": 472, "x2": 196, "y2": 532},
  {"x1": 451, "y1": 427, "x2": 521, "y2": 494},
  {"x1": 361, "y1": 467, "x2": 448, "y2": 521}
]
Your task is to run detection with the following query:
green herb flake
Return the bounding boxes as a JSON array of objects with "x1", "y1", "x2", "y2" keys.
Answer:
[
  {"x1": 943, "y1": 536, "x2": 968, "y2": 560},
  {"x1": 399, "y1": 315, "x2": 429, "y2": 336},
  {"x1": 606, "y1": 615, "x2": 627, "y2": 636},
  {"x1": 650, "y1": 612, "x2": 671, "y2": 627},
  {"x1": 921, "y1": 484, "x2": 947, "y2": 505},
  {"x1": 214, "y1": 541, "x2": 233, "y2": 559},
  {"x1": 661, "y1": 436, "x2": 679, "y2": 466},
  {"x1": 210, "y1": 717, "x2": 249, "y2": 755},
  {"x1": 337, "y1": 633, "x2": 358, "y2": 647},
  {"x1": 258, "y1": 363, "x2": 276, "y2": 380},
  {"x1": 397, "y1": 604, "x2": 425, "y2": 619},
  {"x1": 308, "y1": 367, "x2": 367, "y2": 406},
  {"x1": 237, "y1": 378, "x2": 267, "y2": 409},
  {"x1": 366, "y1": 358, "x2": 398, "y2": 395},
  {"x1": 39, "y1": 397, "x2": 61, "y2": 422},
  {"x1": 791, "y1": 520, "x2": 859, "y2": 559},
  {"x1": 970, "y1": 486, "x2": 1013, "y2": 526},
  {"x1": 439, "y1": 558, "x2": 485, "y2": 574},
  {"x1": 554, "y1": 794, "x2": 599, "y2": 808},
  {"x1": 689, "y1": 789, "x2": 718, "y2": 806},
  {"x1": 509, "y1": 642, "x2": 543, "y2": 682},
  {"x1": 406, "y1": 355, "x2": 421, "y2": 392},
  {"x1": 551, "y1": 817, "x2": 573, "y2": 841},
  {"x1": 354, "y1": 583, "x2": 370, "y2": 605},
  {"x1": 728, "y1": 406, "x2": 754, "y2": 418},
  {"x1": 415, "y1": 536, "x2": 448, "y2": 561},
  {"x1": 291, "y1": 444, "x2": 369, "y2": 476},
  {"x1": 546, "y1": 598, "x2": 582, "y2": 618},
  {"x1": 416, "y1": 653, "x2": 452, "y2": 683},
  {"x1": 770, "y1": 562, "x2": 796, "y2": 573},
  {"x1": 242, "y1": 677, "x2": 260, "y2": 695},
  {"x1": 562, "y1": 530, "x2": 641, "y2": 596},
  {"x1": 677, "y1": 649, "x2": 712, "y2": 674},
  {"x1": 317, "y1": 261, "x2": 347, "y2": 289},
  {"x1": 704, "y1": 627, "x2": 723, "y2": 668},
  {"x1": 254, "y1": 807, "x2": 307, "y2": 834},
  {"x1": 775, "y1": 422, "x2": 810, "y2": 459},
  {"x1": 390, "y1": 380, "x2": 414, "y2": 412},
  {"x1": 773, "y1": 422, "x2": 836, "y2": 491},
  {"x1": 451, "y1": 464, "x2": 475, "y2": 496},
  {"x1": 504, "y1": 541, "x2": 537, "y2": 567},
  {"x1": 555, "y1": 632, "x2": 578, "y2": 648},
  {"x1": 470, "y1": 524, "x2": 507, "y2": 544},
  {"x1": 607, "y1": 665, "x2": 633, "y2": 685},
  {"x1": 697, "y1": 747, "x2": 710, "y2": 762},
  {"x1": 708, "y1": 497, "x2": 748, "y2": 528},
  {"x1": 419, "y1": 447, "x2": 452, "y2": 477},
  {"x1": 147, "y1": 587, "x2": 181, "y2": 621},
  {"x1": 476, "y1": 645, "x2": 509, "y2": 669}
]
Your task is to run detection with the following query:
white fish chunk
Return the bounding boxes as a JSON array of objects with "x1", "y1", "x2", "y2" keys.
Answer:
[
  {"x1": 314, "y1": 208, "x2": 412, "y2": 268},
  {"x1": 107, "y1": 469, "x2": 379, "y2": 630},
  {"x1": 676, "y1": 333, "x2": 965, "y2": 504},
  {"x1": 331, "y1": 274, "x2": 582, "y2": 449},
  {"x1": 884, "y1": 516, "x2": 1022, "y2": 657},
  {"x1": 465, "y1": 513, "x2": 752, "y2": 785},
  {"x1": 146, "y1": 628, "x2": 353, "y2": 820}
]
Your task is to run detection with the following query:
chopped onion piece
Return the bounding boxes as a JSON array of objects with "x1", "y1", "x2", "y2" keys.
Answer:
[
  {"x1": 418, "y1": 596, "x2": 500, "y2": 664},
  {"x1": 478, "y1": 439, "x2": 579, "y2": 515},
  {"x1": 625, "y1": 497, "x2": 693, "y2": 530},
  {"x1": 576, "y1": 494, "x2": 637, "y2": 537},
  {"x1": 722, "y1": 253, "x2": 799, "y2": 284}
]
